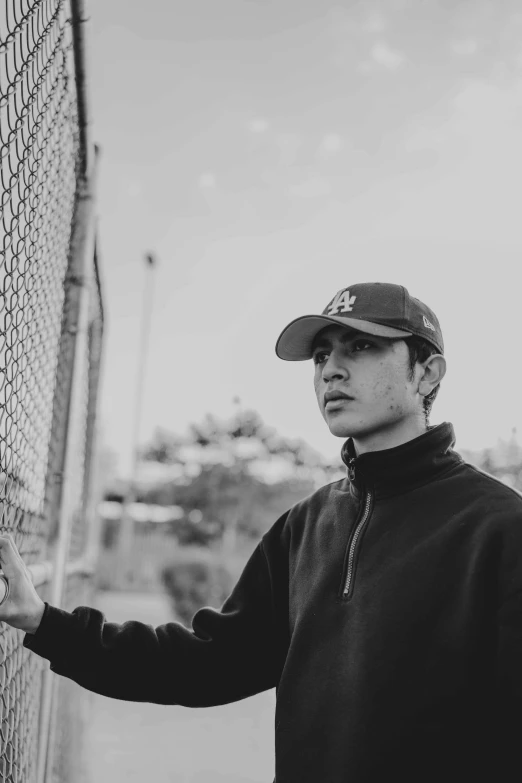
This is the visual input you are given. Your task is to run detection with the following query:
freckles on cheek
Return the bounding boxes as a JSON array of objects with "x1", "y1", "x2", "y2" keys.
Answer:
[{"x1": 371, "y1": 377, "x2": 393, "y2": 398}]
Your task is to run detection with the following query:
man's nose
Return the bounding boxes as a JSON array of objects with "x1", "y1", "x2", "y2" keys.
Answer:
[{"x1": 321, "y1": 350, "x2": 349, "y2": 382}]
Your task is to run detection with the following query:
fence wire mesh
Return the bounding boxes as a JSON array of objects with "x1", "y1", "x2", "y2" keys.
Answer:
[
  {"x1": 0, "y1": 1, "x2": 103, "y2": 781},
  {"x1": 47, "y1": 573, "x2": 94, "y2": 783},
  {"x1": 0, "y1": 0, "x2": 79, "y2": 548}
]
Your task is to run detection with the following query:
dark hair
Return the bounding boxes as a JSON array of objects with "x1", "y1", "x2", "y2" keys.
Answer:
[{"x1": 404, "y1": 336, "x2": 441, "y2": 424}]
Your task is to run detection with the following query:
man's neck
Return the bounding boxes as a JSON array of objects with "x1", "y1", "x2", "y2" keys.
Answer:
[{"x1": 352, "y1": 418, "x2": 428, "y2": 456}]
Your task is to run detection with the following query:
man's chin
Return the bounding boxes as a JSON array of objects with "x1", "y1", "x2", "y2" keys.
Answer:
[{"x1": 324, "y1": 413, "x2": 360, "y2": 439}]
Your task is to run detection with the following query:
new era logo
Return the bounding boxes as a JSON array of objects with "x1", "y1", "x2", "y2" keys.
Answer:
[
  {"x1": 327, "y1": 288, "x2": 357, "y2": 315},
  {"x1": 423, "y1": 315, "x2": 436, "y2": 332}
]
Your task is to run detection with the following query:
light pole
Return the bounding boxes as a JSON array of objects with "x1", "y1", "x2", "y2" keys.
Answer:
[{"x1": 116, "y1": 252, "x2": 156, "y2": 588}]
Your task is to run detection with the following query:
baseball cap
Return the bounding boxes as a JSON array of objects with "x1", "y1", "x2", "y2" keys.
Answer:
[{"x1": 275, "y1": 282, "x2": 444, "y2": 361}]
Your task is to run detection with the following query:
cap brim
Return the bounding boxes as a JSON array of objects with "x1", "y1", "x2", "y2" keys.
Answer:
[{"x1": 275, "y1": 315, "x2": 412, "y2": 361}]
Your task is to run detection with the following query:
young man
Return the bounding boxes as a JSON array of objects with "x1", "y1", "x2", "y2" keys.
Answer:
[{"x1": 1, "y1": 281, "x2": 521, "y2": 782}]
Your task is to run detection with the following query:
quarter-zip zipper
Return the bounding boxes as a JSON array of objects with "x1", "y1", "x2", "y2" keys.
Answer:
[
  {"x1": 342, "y1": 491, "x2": 372, "y2": 598},
  {"x1": 342, "y1": 457, "x2": 373, "y2": 599}
]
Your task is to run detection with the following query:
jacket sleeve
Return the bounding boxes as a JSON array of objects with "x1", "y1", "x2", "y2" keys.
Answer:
[{"x1": 23, "y1": 528, "x2": 289, "y2": 706}]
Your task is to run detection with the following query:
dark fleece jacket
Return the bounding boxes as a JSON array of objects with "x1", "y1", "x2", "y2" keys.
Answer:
[{"x1": 24, "y1": 423, "x2": 522, "y2": 782}]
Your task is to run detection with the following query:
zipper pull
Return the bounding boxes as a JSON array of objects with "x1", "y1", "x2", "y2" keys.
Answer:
[{"x1": 347, "y1": 457, "x2": 356, "y2": 482}]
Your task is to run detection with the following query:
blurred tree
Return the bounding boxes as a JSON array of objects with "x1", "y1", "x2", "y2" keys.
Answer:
[
  {"x1": 139, "y1": 406, "x2": 345, "y2": 546},
  {"x1": 160, "y1": 554, "x2": 233, "y2": 625},
  {"x1": 460, "y1": 428, "x2": 522, "y2": 491}
]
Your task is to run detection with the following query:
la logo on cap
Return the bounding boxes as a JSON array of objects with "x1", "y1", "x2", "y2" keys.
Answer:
[{"x1": 327, "y1": 288, "x2": 357, "y2": 315}]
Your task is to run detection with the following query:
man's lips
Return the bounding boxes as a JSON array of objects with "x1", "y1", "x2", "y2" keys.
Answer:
[
  {"x1": 324, "y1": 391, "x2": 354, "y2": 409},
  {"x1": 325, "y1": 399, "x2": 353, "y2": 410}
]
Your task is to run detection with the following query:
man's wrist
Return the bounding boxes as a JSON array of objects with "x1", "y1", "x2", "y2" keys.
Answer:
[{"x1": 23, "y1": 601, "x2": 46, "y2": 634}]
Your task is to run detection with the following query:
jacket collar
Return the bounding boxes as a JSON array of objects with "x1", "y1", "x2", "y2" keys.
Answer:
[{"x1": 341, "y1": 422, "x2": 461, "y2": 499}]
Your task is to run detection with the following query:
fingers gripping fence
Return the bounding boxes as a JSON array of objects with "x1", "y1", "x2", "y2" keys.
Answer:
[{"x1": 0, "y1": 1, "x2": 104, "y2": 782}]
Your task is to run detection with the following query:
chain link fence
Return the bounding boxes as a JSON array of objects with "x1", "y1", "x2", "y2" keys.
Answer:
[{"x1": 0, "y1": 0, "x2": 104, "y2": 781}]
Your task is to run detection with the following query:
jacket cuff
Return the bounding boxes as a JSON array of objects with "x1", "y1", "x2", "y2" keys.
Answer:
[{"x1": 23, "y1": 602, "x2": 78, "y2": 662}]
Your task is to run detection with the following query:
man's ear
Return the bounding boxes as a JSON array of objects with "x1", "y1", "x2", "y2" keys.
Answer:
[{"x1": 418, "y1": 355, "x2": 446, "y2": 397}]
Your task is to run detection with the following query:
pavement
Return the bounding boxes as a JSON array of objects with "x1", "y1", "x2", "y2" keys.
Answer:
[{"x1": 82, "y1": 590, "x2": 276, "y2": 783}]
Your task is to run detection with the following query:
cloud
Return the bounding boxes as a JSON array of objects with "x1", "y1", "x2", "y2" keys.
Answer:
[
  {"x1": 127, "y1": 181, "x2": 142, "y2": 198},
  {"x1": 451, "y1": 39, "x2": 479, "y2": 56},
  {"x1": 385, "y1": 79, "x2": 522, "y2": 243},
  {"x1": 289, "y1": 177, "x2": 331, "y2": 198},
  {"x1": 361, "y1": 10, "x2": 386, "y2": 34},
  {"x1": 317, "y1": 133, "x2": 343, "y2": 158},
  {"x1": 275, "y1": 133, "x2": 302, "y2": 166},
  {"x1": 327, "y1": 5, "x2": 386, "y2": 38},
  {"x1": 326, "y1": 7, "x2": 388, "y2": 69},
  {"x1": 513, "y1": 50, "x2": 522, "y2": 70},
  {"x1": 369, "y1": 42, "x2": 406, "y2": 70},
  {"x1": 198, "y1": 172, "x2": 216, "y2": 189},
  {"x1": 248, "y1": 118, "x2": 269, "y2": 134}
]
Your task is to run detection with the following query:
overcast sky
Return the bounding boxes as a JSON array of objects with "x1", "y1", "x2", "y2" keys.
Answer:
[{"x1": 87, "y1": 0, "x2": 522, "y2": 477}]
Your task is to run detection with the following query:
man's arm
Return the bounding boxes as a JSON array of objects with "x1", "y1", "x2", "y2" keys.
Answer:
[{"x1": 0, "y1": 527, "x2": 289, "y2": 706}]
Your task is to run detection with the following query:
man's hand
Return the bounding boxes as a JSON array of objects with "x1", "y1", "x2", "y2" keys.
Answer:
[{"x1": 0, "y1": 534, "x2": 46, "y2": 633}]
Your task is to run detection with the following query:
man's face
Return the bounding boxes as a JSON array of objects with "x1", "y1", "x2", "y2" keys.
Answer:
[{"x1": 312, "y1": 324, "x2": 422, "y2": 441}]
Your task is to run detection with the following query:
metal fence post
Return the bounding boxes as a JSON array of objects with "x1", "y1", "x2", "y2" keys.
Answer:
[
  {"x1": 38, "y1": 148, "x2": 99, "y2": 783},
  {"x1": 35, "y1": 2, "x2": 98, "y2": 778},
  {"x1": 81, "y1": 239, "x2": 106, "y2": 568}
]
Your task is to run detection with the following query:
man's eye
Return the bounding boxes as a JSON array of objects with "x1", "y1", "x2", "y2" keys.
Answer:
[
  {"x1": 348, "y1": 339, "x2": 374, "y2": 353},
  {"x1": 313, "y1": 341, "x2": 374, "y2": 363},
  {"x1": 313, "y1": 351, "x2": 329, "y2": 365}
]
